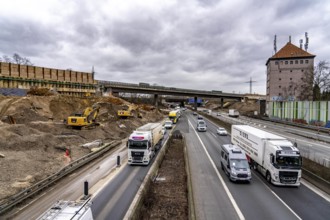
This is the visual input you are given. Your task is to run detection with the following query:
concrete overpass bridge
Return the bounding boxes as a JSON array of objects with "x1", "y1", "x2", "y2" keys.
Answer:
[{"x1": 98, "y1": 81, "x2": 244, "y2": 109}]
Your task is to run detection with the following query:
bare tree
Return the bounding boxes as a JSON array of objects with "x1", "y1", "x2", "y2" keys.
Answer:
[
  {"x1": 2, "y1": 55, "x2": 12, "y2": 63},
  {"x1": 1, "y1": 53, "x2": 33, "y2": 65},
  {"x1": 12, "y1": 53, "x2": 33, "y2": 65},
  {"x1": 299, "y1": 60, "x2": 330, "y2": 101}
]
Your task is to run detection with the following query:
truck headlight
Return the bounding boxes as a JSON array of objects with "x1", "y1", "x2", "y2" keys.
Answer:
[
  {"x1": 247, "y1": 171, "x2": 251, "y2": 176},
  {"x1": 274, "y1": 173, "x2": 278, "y2": 180},
  {"x1": 231, "y1": 170, "x2": 237, "y2": 176}
]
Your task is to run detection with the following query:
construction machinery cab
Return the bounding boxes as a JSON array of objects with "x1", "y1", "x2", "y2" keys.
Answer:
[
  {"x1": 118, "y1": 104, "x2": 141, "y2": 119},
  {"x1": 67, "y1": 104, "x2": 100, "y2": 129}
]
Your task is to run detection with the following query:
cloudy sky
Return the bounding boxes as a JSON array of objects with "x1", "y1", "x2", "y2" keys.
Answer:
[{"x1": 1, "y1": 0, "x2": 330, "y2": 94}]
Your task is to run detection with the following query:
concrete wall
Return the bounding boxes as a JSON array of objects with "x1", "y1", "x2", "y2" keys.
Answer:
[
  {"x1": 0, "y1": 62, "x2": 95, "y2": 84},
  {"x1": 0, "y1": 62, "x2": 96, "y2": 96}
]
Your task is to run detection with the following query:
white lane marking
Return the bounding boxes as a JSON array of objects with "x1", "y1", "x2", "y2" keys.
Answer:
[
  {"x1": 188, "y1": 119, "x2": 245, "y2": 220},
  {"x1": 211, "y1": 133, "x2": 217, "y2": 138},
  {"x1": 252, "y1": 172, "x2": 302, "y2": 220},
  {"x1": 301, "y1": 179, "x2": 330, "y2": 203}
]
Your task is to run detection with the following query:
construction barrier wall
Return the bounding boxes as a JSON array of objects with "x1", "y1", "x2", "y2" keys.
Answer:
[
  {"x1": 0, "y1": 62, "x2": 96, "y2": 96},
  {"x1": 268, "y1": 101, "x2": 330, "y2": 125}
]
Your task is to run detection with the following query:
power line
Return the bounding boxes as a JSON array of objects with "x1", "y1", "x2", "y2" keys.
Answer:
[{"x1": 245, "y1": 77, "x2": 257, "y2": 94}]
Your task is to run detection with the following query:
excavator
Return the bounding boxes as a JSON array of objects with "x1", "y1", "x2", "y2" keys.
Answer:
[
  {"x1": 117, "y1": 104, "x2": 142, "y2": 119},
  {"x1": 66, "y1": 104, "x2": 100, "y2": 129}
]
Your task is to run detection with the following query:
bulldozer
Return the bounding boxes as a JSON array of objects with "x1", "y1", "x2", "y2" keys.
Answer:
[
  {"x1": 117, "y1": 104, "x2": 142, "y2": 119},
  {"x1": 66, "y1": 104, "x2": 100, "y2": 129}
]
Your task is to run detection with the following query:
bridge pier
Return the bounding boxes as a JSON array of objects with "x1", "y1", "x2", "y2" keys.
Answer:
[
  {"x1": 194, "y1": 96, "x2": 198, "y2": 111},
  {"x1": 154, "y1": 94, "x2": 159, "y2": 109},
  {"x1": 220, "y1": 98, "x2": 224, "y2": 109}
]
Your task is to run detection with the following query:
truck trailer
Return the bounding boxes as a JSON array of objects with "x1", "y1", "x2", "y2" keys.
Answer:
[
  {"x1": 169, "y1": 110, "x2": 180, "y2": 124},
  {"x1": 127, "y1": 123, "x2": 164, "y2": 165},
  {"x1": 231, "y1": 125, "x2": 302, "y2": 186},
  {"x1": 228, "y1": 109, "x2": 239, "y2": 117},
  {"x1": 37, "y1": 199, "x2": 93, "y2": 220}
]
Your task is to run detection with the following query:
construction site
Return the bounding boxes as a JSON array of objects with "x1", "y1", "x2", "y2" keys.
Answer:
[{"x1": 0, "y1": 93, "x2": 167, "y2": 202}]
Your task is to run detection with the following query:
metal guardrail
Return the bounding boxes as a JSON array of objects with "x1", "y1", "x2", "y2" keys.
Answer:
[
  {"x1": 0, "y1": 140, "x2": 121, "y2": 215},
  {"x1": 302, "y1": 168, "x2": 330, "y2": 194},
  {"x1": 257, "y1": 116, "x2": 330, "y2": 134}
]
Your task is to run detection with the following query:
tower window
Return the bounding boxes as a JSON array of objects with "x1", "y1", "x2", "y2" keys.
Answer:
[
  {"x1": 285, "y1": 61, "x2": 288, "y2": 64},
  {"x1": 300, "y1": 60, "x2": 303, "y2": 64},
  {"x1": 290, "y1": 61, "x2": 293, "y2": 64}
]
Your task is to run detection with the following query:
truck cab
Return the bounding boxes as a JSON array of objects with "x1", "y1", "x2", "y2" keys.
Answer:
[
  {"x1": 127, "y1": 131, "x2": 154, "y2": 165},
  {"x1": 220, "y1": 144, "x2": 251, "y2": 182}
]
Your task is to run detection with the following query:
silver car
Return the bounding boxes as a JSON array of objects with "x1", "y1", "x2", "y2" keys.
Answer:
[{"x1": 217, "y1": 127, "x2": 227, "y2": 135}]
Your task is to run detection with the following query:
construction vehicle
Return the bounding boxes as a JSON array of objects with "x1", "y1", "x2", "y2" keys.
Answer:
[
  {"x1": 127, "y1": 123, "x2": 164, "y2": 165},
  {"x1": 67, "y1": 104, "x2": 100, "y2": 129},
  {"x1": 118, "y1": 104, "x2": 141, "y2": 119},
  {"x1": 232, "y1": 125, "x2": 302, "y2": 186}
]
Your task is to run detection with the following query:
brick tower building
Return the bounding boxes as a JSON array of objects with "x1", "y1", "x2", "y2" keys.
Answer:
[{"x1": 266, "y1": 42, "x2": 315, "y2": 101}]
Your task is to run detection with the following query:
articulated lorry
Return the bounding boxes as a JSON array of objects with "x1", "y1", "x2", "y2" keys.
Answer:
[
  {"x1": 231, "y1": 125, "x2": 302, "y2": 186},
  {"x1": 169, "y1": 110, "x2": 180, "y2": 123},
  {"x1": 127, "y1": 122, "x2": 164, "y2": 165},
  {"x1": 37, "y1": 199, "x2": 93, "y2": 220},
  {"x1": 229, "y1": 109, "x2": 239, "y2": 117}
]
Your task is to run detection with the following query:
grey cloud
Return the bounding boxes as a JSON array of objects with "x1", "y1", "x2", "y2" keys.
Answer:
[{"x1": 0, "y1": 18, "x2": 61, "y2": 57}]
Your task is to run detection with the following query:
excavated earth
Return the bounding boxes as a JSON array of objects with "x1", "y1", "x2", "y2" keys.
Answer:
[{"x1": 0, "y1": 94, "x2": 164, "y2": 202}]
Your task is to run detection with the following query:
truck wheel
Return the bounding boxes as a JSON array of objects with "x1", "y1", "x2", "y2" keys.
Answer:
[
  {"x1": 221, "y1": 162, "x2": 224, "y2": 170},
  {"x1": 266, "y1": 172, "x2": 271, "y2": 183}
]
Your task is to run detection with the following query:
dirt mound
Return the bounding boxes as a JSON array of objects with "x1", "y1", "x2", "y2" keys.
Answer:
[
  {"x1": 206, "y1": 99, "x2": 259, "y2": 115},
  {"x1": 0, "y1": 95, "x2": 164, "y2": 201}
]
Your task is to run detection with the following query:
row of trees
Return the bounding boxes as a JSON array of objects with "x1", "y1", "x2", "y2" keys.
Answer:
[
  {"x1": 0, "y1": 53, "x2": 33, "y2": 65},
  {"x1": 281, "y1": 60, "x2": 330, "y2": 101}
]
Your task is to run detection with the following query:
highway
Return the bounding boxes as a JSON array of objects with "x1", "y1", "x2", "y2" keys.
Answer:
[
  {"x1": 185, "y1": 110, "x2": 330, "y2": 219},
  {"x1": 8, "y1": 111, "x2": 330, "y2": 220}
]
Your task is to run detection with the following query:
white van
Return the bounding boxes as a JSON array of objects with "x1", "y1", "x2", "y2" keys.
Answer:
[
  {"x1": 220, "y1": 144, "x2": 251, "y2": 182},
  {"x1": 197, "y1": 120, "x2": 207, "y2": 132}
]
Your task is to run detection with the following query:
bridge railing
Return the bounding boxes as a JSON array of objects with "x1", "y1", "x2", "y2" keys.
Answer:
[{"x1": 98, "y1": 80, "x2": 242, "y2": 97}]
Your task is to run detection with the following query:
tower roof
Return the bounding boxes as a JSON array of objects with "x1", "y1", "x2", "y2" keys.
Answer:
[{"x1": 266, "y1": 42, "x2": 315, "y2": 65}]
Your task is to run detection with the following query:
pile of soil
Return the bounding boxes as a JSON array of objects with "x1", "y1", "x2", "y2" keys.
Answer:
[
  {"x1": 0, "y1": 95, "x2": 165, "y2": 202},
  {"x1": 206, "y1": 99, "x2": 259, "y2": 115},
  {"x1": 139, "y1": 137, "x2": 188, "y2": 219}
]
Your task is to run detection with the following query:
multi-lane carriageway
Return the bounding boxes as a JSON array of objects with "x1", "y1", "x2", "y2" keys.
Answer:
[{"x1": 11, "y1": 110, "x2": 330, "y2": 220}]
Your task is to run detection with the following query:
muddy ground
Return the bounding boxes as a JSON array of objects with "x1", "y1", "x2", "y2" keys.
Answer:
[
  {"x1": 139, "y1": 137, "x2": 188, "y2": 219},
  {"x1": 0, "y1": 94, "x2": 165, "y2": 202}
]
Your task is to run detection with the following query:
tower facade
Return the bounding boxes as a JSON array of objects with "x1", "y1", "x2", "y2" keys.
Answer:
[{"x1": 266, "y1": 42, "x2": 315, "y2": 101}]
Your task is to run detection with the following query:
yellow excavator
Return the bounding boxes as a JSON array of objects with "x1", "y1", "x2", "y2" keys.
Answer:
[
  {"x1": 117, "y1": 104, "x2": 142, "y2": 119},
  {"x1": 67, "y1": 104, "x2": 100, "y2": 129}
]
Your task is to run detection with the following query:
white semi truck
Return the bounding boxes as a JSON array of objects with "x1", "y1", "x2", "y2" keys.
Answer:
[
  {"x1": 36, "y1": 199, "x2": 93, "y2": 220},
  {"x1": 127, "y1": 122, "x2": 164, "y2": 165},
  {"x1": 231, "y1": 125, "x2": 302, "y2": 186},
  {"x1": 229, "y1": 109, "x2": 239, "y2": 117}
]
